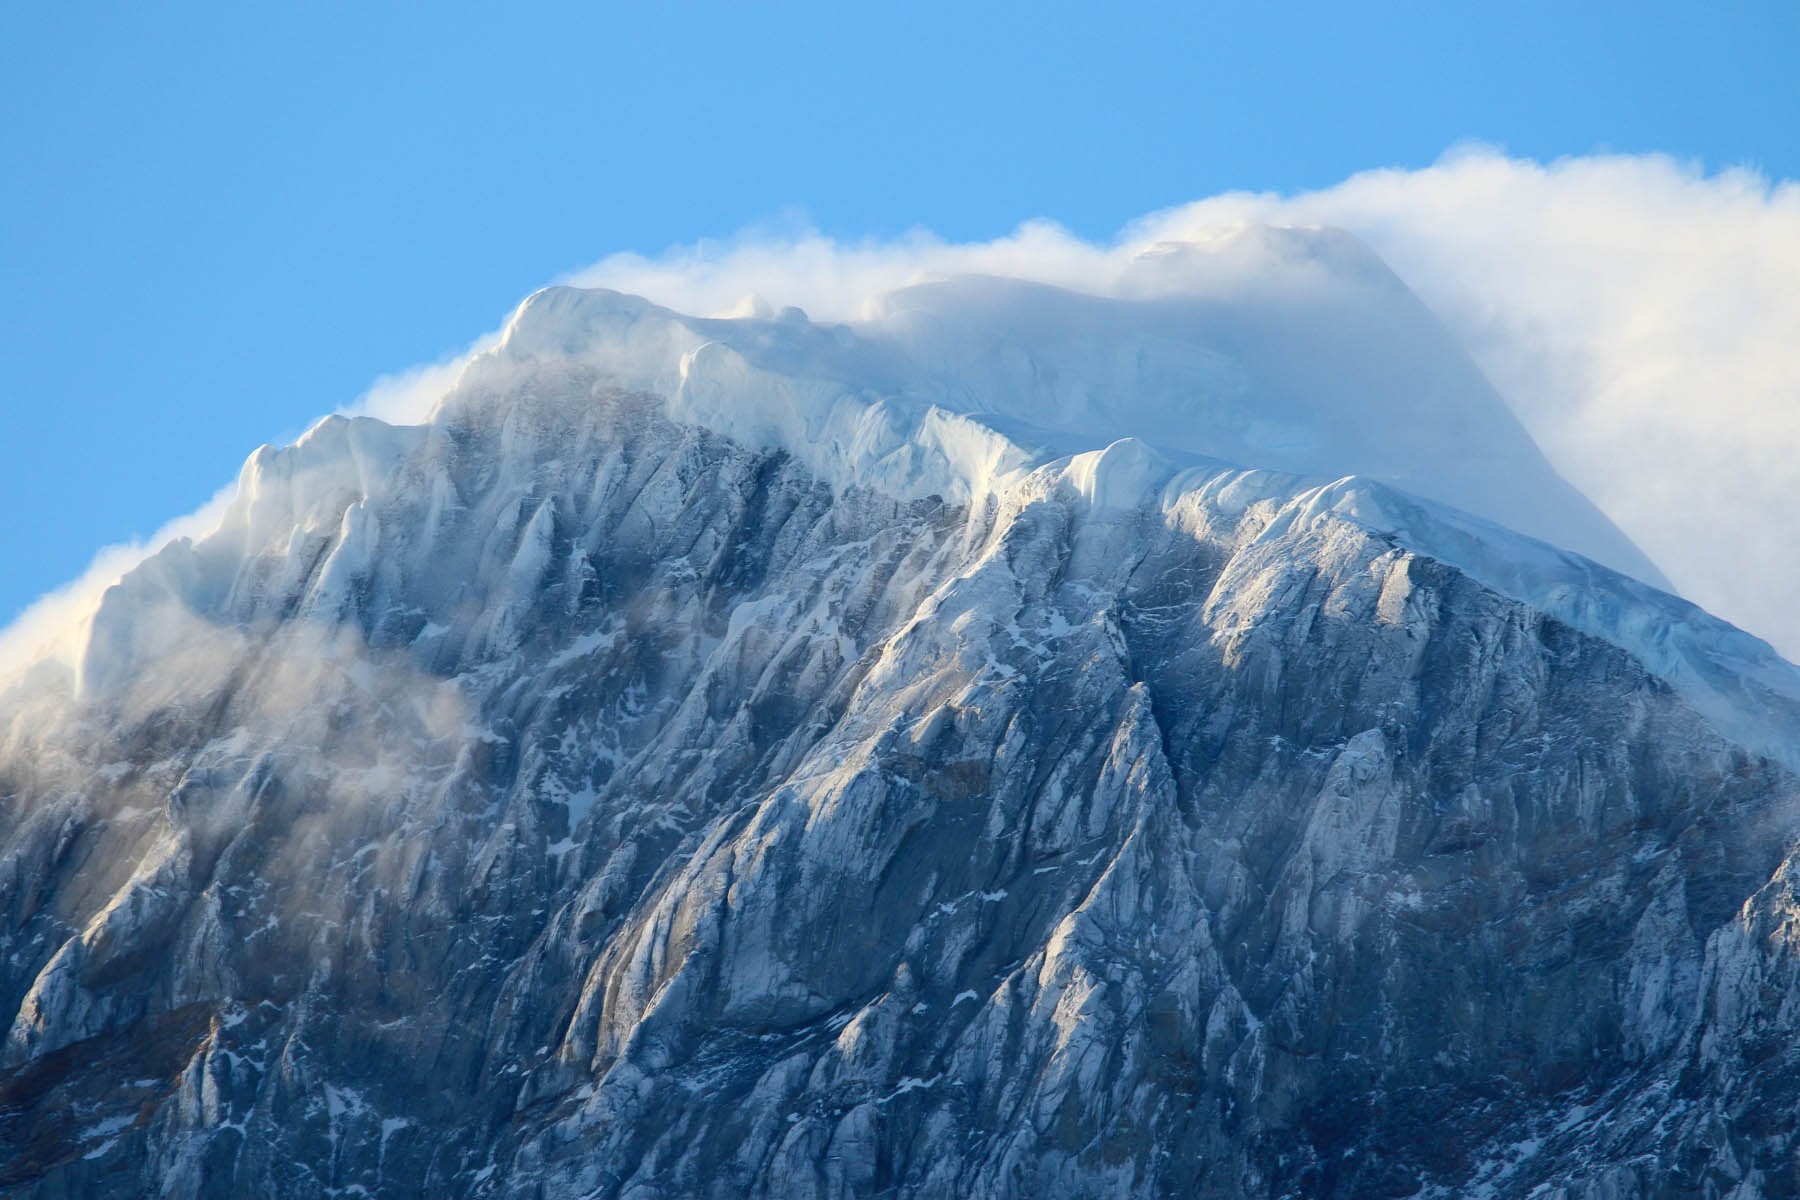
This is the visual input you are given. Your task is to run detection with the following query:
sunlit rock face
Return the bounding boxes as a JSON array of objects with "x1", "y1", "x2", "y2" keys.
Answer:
[{"x1": 4, "y1": 249, "x2": 1800, "y2": 1199}]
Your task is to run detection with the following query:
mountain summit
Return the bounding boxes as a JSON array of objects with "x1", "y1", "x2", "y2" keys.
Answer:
[
  {"x1": 4, "y1": 228, "x2": 1798, "y2": 1198},
  {"x1": 499, "y1": 226, "x2": 1666, "y2": 588}
]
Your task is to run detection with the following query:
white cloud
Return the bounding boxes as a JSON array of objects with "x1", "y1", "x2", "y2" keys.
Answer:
[
  {"x1": 563, "y1": 220, "x2": 1122, "y2": 321},
  {"x1": 0, "y1": 486, "x2": 236, "y2": 688},
  {"x1": 351, "y1": 330, "x2": 503, "y2": 425}
]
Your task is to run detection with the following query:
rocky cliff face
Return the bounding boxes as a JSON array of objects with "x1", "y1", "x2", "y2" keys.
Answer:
[{"x1": 3, "y1": 267, "x2": 1799, "y2": 1198}]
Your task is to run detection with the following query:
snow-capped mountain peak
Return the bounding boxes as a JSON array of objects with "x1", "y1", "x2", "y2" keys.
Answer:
[
  {"x1": 488, "y1": 225, "x2": 1666, "y2": 593},
  {"x1": 6, "y1": 227, "x2": 1800, "y2": 1199}
]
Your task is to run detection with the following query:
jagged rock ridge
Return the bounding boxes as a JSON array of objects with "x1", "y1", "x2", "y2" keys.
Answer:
[{"x1": 4, "y1": 241, "x2": 1800, "y2": 1198}]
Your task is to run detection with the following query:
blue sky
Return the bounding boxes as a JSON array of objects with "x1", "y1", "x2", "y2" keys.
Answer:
[{"x1": 3, "y1": 1, "x2": 1797, "y2": 626}]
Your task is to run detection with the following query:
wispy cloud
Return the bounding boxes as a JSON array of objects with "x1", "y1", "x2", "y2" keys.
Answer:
[
  {"x1": 0, "y1": 487, "x2": 236, "y2": 687},
  {"x1": 353, "y1": 331, "x2": 504, "y2": 425}
]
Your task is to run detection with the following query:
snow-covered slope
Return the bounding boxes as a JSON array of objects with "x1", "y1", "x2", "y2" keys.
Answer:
[
  {"x1": 478, "y1": 239, "x2": 1800, "y2": 770},
  {"x1": 495, "y1": 225, "x2": 1669, "y2": 588},
  {"x1": 4, "y1": 228, "x2": 1800, "y2": 1199}
]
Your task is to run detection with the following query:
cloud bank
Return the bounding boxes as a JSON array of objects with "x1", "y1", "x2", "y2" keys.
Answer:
[{"x1": 6, "y1": 148, "x2": 1797, "y2": 680}]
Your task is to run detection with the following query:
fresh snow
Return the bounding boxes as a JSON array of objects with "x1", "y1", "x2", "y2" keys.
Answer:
[
  {"x1": 464, "y1": 234, "x2": 1800, "y2": 766},
  {"x1": 14, "y1": 223, "x2": 1800, "y2": 771},
  {"x1": 492, "y1": 226, "x2": 1667, "y2": 588}
]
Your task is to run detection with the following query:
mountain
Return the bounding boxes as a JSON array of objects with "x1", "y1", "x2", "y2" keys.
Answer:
[{"x1": 3, "y1": 227, "x2": 1799, "y2": 1198}]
